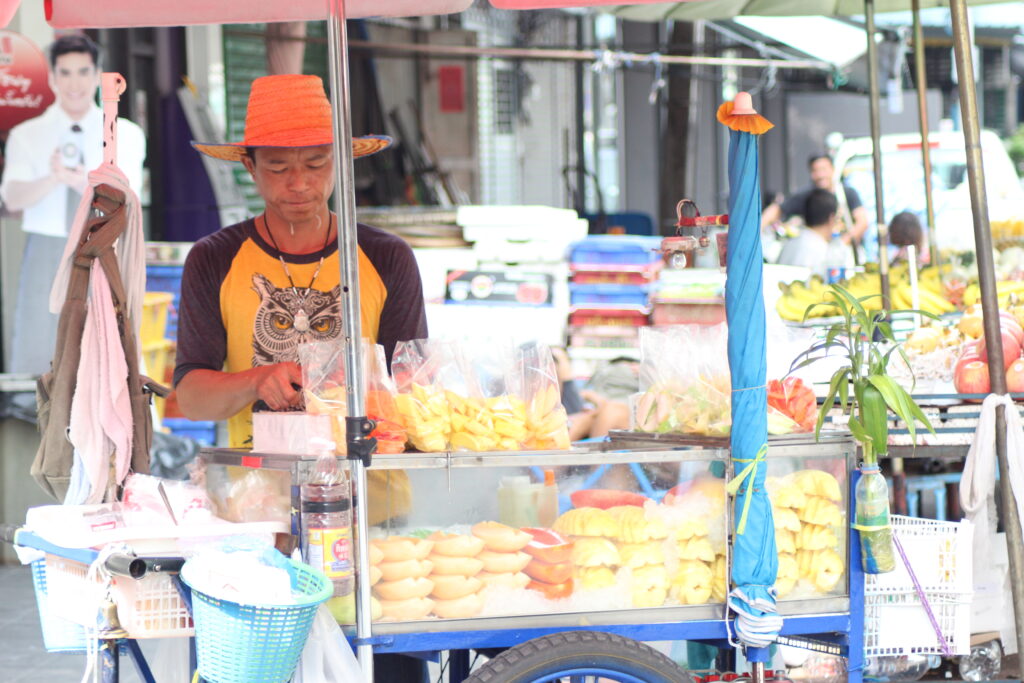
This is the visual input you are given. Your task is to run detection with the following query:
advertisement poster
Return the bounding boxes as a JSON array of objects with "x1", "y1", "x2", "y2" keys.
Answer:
[
  {"x1": 445, "y1": 269, "x2": 554, "y2": 306},
  {"x1": 0, "y1": 30, "x2": 55, "y2": 133}
]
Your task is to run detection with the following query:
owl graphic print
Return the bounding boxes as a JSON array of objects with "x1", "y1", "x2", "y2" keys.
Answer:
[{"x1": 172, "y1": 218, "x2": 427, "y2": 447}]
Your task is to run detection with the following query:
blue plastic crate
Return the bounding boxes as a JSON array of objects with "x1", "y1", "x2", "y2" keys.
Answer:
[
  {"x1": 30, "y1": 560, "x2": 87, "y2": 653},
  {"x1": 570, "y1": 236, "x2": 662, "y2": 266},
  {"x1": 569, "y1": 282, "x2": 651, "y2": 307},
  {"x1": 163, "y1": 418, "x2": 217, "y2": 446},
  {"x1": 146, "y1": 264, "x2": 184, "y2": 341}
]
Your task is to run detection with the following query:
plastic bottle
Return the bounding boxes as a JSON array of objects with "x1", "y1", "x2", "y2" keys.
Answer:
[
  {"x1": 864, "y1": 654, "x2": 937, "y2": 682},
  {"x1": 958, "y1": 639, "x2": 1003, "y2": 681},
  {"x1": 537, "y1": 469, "x2": 559, "y2": 528},
  {"x1": 825, "y1": 230, "x2": 847, "y2": 284},
  {"x1": 301, "y1": 474, "x2": 354, "y2": 597},
  {"x1": 855, "y1": 465, "x2": 896, "y2": 573}
]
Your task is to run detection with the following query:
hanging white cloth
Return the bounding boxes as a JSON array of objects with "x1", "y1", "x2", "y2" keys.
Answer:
[
  {"x1": 51, "y1": 164, "x2": 145, "y2": 504},
  {"x1": 49, "y1": 163, "x2": 145, "y2": 326},
  {"x1": 959, "y1": 394, "x2": 1024, "y2": 570}
]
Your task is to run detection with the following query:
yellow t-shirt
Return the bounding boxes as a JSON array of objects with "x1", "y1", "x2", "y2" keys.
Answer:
[{"x1": 174, "y1": 219, "x2": 427, "y2": 524}]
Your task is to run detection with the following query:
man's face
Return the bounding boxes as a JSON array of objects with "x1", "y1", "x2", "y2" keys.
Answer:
[
  {"x1": 809, "y1": 157, "x2": 835, "y2": 191},
  {"x1": 50, "y1": 52, "x2": 99, "y2": 119},
  {"x1": 243, "y1": 145, "x2": 335, "y2": 226}
]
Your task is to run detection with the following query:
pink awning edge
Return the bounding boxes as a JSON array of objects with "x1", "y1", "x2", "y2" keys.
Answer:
[
  {"x1": 490, "y1": 0, "x2": 697, "y2": 7},
  {"x1": 3, "y1": 0, "x2": 473, "y2": 29}
]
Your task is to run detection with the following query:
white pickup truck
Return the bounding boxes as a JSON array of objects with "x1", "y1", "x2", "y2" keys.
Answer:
[{"x1": 832, "y1": 129, "x2": 1023, "y2": 255}]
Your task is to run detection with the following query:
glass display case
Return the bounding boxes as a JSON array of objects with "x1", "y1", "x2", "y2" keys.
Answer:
[{"x1": 198, "y1": 434, "x2": 853, "y2": 633}]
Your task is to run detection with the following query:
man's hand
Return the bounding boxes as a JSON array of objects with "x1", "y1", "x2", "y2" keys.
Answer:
[
  {"x1": 252, "y1": 362, "x2": 303, "y2": 411},
  {"x1": 50, "y1": 149, "x2": 87, "y2": 194}
]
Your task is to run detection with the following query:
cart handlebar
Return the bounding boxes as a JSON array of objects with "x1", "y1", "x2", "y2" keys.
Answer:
[{"x1": 104, "y1": 555, "x2": 185, "y2": 579}]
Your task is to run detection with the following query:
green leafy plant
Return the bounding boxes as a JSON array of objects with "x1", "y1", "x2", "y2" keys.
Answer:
[{"x1": 789, "y1": 284, "x2": 935, "y2": 464}]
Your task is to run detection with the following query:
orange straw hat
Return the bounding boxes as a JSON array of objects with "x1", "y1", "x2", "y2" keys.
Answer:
[{"x1": 192, "y1": 74, "x2": 391, "y2": 162}]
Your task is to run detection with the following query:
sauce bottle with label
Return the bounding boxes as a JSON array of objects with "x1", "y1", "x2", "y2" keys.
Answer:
[{"x1": 301, "y1": 473, "x2": 354, "y2": 597}]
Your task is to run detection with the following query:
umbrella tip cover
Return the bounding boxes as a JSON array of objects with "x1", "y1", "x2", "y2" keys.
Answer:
[{"x1": 731, "y1": 92, "x2": 756, "y2": 115}]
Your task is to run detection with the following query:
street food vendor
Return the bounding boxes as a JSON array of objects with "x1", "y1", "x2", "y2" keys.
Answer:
[{"x1": 172, "y1": 74, "x2": 427, "y2": 524}]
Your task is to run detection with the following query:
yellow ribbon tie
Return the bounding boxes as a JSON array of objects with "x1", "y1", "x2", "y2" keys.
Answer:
[{"x1": 726, "y1": 442, "x2": 768, "y2": 535}]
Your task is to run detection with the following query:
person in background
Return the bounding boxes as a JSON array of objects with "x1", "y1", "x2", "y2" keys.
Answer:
[
  {"x1": 776, "y1": 189, "x2": 839, "y2": 279},
  {"x1": 0, "y1": 34, "x2": 145, "y2": 397},
  {"x1": 552, "y1": 346, "x2": 633, "y2": 440},
  {"x1": 761, "y1": 153, "x2": 868, "y2": 254},
  {"x1": 888, "y1": 210, "x2": 928, "y2": 266}
]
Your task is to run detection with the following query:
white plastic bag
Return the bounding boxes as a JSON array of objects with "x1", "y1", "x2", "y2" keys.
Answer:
[{"x1": 294, "y1": 604, "x2": 363, "y2": 683}]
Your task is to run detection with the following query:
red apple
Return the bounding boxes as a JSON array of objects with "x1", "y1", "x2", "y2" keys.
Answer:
[
  {"x1": 1008, "y1": 359, "x2": 1024, "y2": 394},
  {"x1": 1000, "y1": 313, "x2": 1024, "y2": 347},
  {"x1": 955, "y1": 360, "x2": 991, "y2": 395},
  {"x1": 979, "y1": 331, "x2": 1022, "y2": 370},
  {"x1": 955, "y1": 348, "x2": 983, "y2": 377}
]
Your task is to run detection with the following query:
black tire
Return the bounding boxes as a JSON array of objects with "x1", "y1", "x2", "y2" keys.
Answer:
[{"x1": 464, "y1": 631, "x2": 693, "y2": 683}]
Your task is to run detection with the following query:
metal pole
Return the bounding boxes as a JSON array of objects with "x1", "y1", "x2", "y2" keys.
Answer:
[
  {"x1": 325, "y1": 1, "x2": 374, "y2": 679},
  {"x1": 912, "y1": 0, "x2": 939, "y2": 268},
  {"x1": 949, "y1": 0, "x2": 1024, "y2": 662},
  {"x1": 865, "y1": 0, "x2": 891, "y2": 310}
]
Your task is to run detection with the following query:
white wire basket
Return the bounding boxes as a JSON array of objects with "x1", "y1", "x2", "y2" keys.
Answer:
[
  {"x1": 40, "y1": 554, "x2": 193, "y2": 639},
  {"x1": 863, "y1": 515, "x2": 973, "y2": 656},
  {"x1": 866, "y1": 515, "x2": 973, "y2": 595},
  {"x1": 863, "y1": 590, "x2": 972, "y2": 656}
]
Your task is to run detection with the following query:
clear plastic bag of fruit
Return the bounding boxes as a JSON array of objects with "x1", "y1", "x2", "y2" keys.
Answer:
[
  {"x1": 632, "y1": 324, "x2": 731, "y2": 436},
  {"x1": 392, "y1": 338, "x2": 454, "y2": 452},
  {"x1": 364, "y1": 342, "x2": 407, "y2": 454},
  {"x1": 517, "y1": 342, "x2": 571, "y2": 451},
  {"x1": 448, "y1": 339, "x2": 525, "y2": 452},
  {"x1": 298, "y1": 341, "x2": 353, "y2": 453}
]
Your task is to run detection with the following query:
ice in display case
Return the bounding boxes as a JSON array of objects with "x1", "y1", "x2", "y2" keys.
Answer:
[{"x1": 198, "y1": 434, "x2": 853, "y2": 633}]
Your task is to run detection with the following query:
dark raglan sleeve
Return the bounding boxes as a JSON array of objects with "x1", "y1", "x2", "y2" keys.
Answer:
[
  {"x1": 358, "y1": 224, "x2": 428, "y2": 366},
  {"x1": 173, "y1": 228, "x2": 242, "y2": 386}
]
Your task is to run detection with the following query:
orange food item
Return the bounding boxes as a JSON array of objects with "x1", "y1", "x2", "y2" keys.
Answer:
[
  {"x1": 523, "y1": 559, "x2": 573, "y2": 585},
  {"x1": 521, "y1": 527, "x2": 574, "y2": 565},
  {"x1": 527, "y1": 578, "x2": 574, "y2": 600}
]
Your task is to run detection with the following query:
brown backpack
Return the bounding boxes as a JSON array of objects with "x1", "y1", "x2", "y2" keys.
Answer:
[{"x1": 31, "y1": 184, "x2": 166, "y2": 502}]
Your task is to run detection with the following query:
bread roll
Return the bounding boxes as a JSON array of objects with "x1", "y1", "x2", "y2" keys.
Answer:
[
  {"x1": 374, "y1": 576, "x2": 434, "y2": 601},
  {"x1": 472, "y1": 521, "x2": 532, "y2": 553},
  {"x1": 478, "y1": 550, "x2": 531, "y2": 574}
]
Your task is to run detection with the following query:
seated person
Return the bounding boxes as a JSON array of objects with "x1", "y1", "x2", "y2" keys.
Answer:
[
  {"x1": 552, "y1": 346, "x2": 635, "y2": 440},
  {"x1": 776, "y1": 189, "x2": 839, "y2": 278}
]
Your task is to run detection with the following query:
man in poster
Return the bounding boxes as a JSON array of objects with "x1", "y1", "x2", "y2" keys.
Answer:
[{"x1": 0, "y1": 33, "x2": 145, "y2": 410}]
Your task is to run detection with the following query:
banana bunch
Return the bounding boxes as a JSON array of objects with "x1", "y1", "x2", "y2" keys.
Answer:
[
  {"x1": 775, "y1": 277, "x2": 837, "y2": 322},
  {"x1": 891, "y1": 280, "x2": 955, "y2": 315},
  {"x1": 963, "y1": 279, "x2": 1024, "y2": 308}
]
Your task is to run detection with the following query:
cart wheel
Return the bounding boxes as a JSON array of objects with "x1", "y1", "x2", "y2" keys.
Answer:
[{"x1": 464, "y1": 631, "x2": 692, "y2": 683}]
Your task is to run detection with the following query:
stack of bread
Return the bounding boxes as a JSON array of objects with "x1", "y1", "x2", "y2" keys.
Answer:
[
  {"x1": 768, "y1": 469, "x2": 845, "y2": 597},
  {"x1": 426, "y1": 531, "x2": 487, "y2": 618},
  {"x1": 471, "y1": 522, "x2": 532, "y2": 592},
  {"x1": 370, "y1": 536, "x2": 436, "y2": 621}
]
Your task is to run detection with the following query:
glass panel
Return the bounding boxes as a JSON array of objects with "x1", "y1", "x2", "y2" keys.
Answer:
[{"x1": 767, "y1": 450, "x2": 849, "y2": 601}]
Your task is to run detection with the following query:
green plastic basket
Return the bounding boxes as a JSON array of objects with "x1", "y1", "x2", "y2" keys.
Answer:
[{"x1": 182, "y1": 559, "x2": 332, "y2": 683}]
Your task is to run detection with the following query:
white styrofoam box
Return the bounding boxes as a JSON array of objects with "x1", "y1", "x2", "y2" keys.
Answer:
[
  {"x1": 412, "y1": 247, "x2": 479, "y2": 304},
  {"x1": 457, "y1": 204, "x2": 580, "y2": 227},
  {"x1": 252, "y1": 413, "x2": 338, "y2": 455},
  {"x1": 458, "y1": 206, "x2": 588, "y2": 245},
  {"x1": 425, "y1": 302, "x2": 568, "y2": 348},
  {"x1": 472, "y1": 239, "x2": 576, "y2": 265}
]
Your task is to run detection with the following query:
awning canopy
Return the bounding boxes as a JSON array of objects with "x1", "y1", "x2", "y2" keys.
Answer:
[
  {"x1": 612, "y1": 0, "x2": 1014, "y2": 22},
  {"x1": 730, "y1": 16, "x2": 870, "y2": 69}
]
